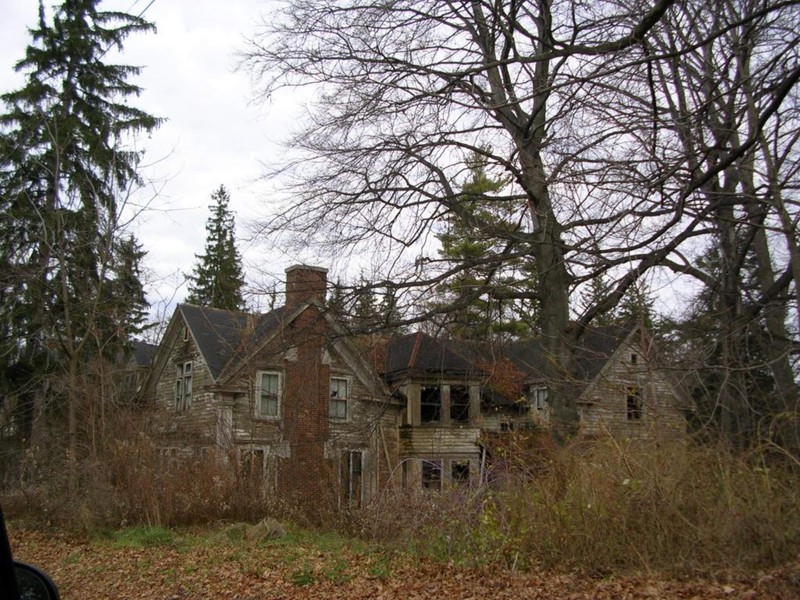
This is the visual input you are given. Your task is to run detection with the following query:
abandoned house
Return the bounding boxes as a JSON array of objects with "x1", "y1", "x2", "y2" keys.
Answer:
[{"x1": 144, "y1": 265, "x2": 689, "y2": 506}]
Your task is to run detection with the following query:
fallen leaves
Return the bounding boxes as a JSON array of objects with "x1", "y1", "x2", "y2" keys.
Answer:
[{"x1": 8, "y1": 525, "x2": 800, "y2": 600}]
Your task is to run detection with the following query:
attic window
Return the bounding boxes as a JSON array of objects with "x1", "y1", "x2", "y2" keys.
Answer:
[
  {"x1": 183, "y1": 326, "x2": 189, "y2": 341},
  {"x1": 420, "y1": 386, "x2": 441, "y2": 423},
  {"x1": 450, "y1": 386, "x2": 470, "y2": 423},
  {"x1": 626, "y1": 387, "x2": 642, "y2": 420},
  {"x1": 631, "y1": 353, "x2": 637, "y2": 365}
]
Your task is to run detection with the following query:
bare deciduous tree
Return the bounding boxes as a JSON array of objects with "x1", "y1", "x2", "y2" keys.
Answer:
[{"x1": 243, "y1": 0, "x2": 799, "y2": 441}]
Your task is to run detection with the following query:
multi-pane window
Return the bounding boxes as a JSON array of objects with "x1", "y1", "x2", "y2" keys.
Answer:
[
  {"x1": 626, "y1": 386, "x2": 642, "y2": 420},
  {"x1": 256, "y1": 371, "x2": 281, "y2": 418},
  {"x1": 421, "y1": 459, "x2": 442, "y2": 490},
  {"x1": 175, "y1": 361, "x2": 192, "y2": 410},
  {"x1": 329, "y1": 377, "x2": 349, "y2": 420},
  {"x1": 450, "y1": 386, "x2": 471, "y2": 423},
  {"x1": 420, "y1": 386, "x2": 441, "y2": 423}
]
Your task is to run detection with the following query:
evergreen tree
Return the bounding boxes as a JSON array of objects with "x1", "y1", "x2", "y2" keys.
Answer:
[
  {"x1": 0, "y1": 0, "x2": 160, "y2": 466},
  {"x1": 433, "y1": 151, "x2": 538, "y2": 341},
  {"x1": 186, "y1": 185, "x2": 246, "y2": 311}
]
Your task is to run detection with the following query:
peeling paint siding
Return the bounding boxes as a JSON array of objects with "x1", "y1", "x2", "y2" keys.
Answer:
[
  {"x1": 153, "y1": 334, "x2": 218, "y2": 446},
  {"x1": 579, "y1": 339, "x2": 687, "y2": 441},
  {"x1": 399, "y1": 425, "x2": 482, "y2": 456}
]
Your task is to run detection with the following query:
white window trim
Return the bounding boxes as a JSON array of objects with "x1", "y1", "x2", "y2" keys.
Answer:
[
  {"x1": 255, "y1": 370, "x2": 282, "y2": 419},
  {"x1": 341, "y1": 449, "x2": 365, "y2": 505},
  {"x1": 329, "y1": 376, "x2": 350, "y2": 421}
]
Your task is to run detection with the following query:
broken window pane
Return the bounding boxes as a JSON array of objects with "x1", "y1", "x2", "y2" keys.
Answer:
[
  {"x1": 626, "y1": 387, "x2": 642, "y2": 420},
  {"x1": 420, "y1": 386, "x2": 441, "y2": 423},
  {"x1": 451, "y1": 460, "x2": 471, "y2": 484},
  {"x1": 450, "y1": 386, "x2": 470, "y2": 423},
  {"x1": 421, "y1": 459, "x2": 442, "y2": 490},
  {"x1": 330, "y1": 377, "x2": 348, "y2": 419}
]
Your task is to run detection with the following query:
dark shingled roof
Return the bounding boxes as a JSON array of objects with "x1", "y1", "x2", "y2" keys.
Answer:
[
  {"x1": 131, "y1": 340, "x2": 158, "y2": 367},
  {"x1": 506, "y1": 324, "x2": 633, "y2": 383},
  {"x1": 383, "y1": 331, "x2": 483, "y2": 377},
  {"x1": 179, "y1": 304, "x2": 289, "y2": 381}
]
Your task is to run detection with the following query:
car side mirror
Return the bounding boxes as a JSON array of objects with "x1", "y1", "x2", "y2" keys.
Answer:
[{"x1": 14, "y1": 562, "x2": 60, "y2": 600}]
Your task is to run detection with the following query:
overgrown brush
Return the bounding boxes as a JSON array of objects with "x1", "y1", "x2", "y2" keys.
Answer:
[
  {"x1": 357, "y1": 437, "x2": 800, "y2": 574},
  {"x1": 0, "y1": 413, "x2": 290, "y2": 531}
]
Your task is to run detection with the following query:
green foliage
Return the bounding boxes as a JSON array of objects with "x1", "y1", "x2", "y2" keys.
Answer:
[
  {"x1": 0, "y1": 0, "x2": 159, "y2": 453},
  {"x1": 104, "y1": 526, "x2": 176, "y2": 549},
  {"x1": 186, "y1": 185, "x2": 247, "y2": 311},
  {"x1": 432, "y1": 150, "x2": 539, "y2": 341}
]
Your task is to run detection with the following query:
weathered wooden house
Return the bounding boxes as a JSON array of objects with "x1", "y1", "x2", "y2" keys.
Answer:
[
  {"x1": 146, "y1": 265, "x2": 689, "y2": 505},
  {"x1": 145, "y1": 265, "x2": 400, "y2": 508}
]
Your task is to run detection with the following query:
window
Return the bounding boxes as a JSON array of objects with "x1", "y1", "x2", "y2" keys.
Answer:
[
  {"x1": 450, "y1": 386, "x2": 470, "y2": 423},
  {"x1": 175, "y1": 361, "x2": 192, "y2": 410},
  {"x1": 626, "y1": 387, "x2": 642, "y2": 420},
  {"x1": 534, "y1": 387, "x2": 548, "y2": 410},
  {"x1": 421, "y1": 459, "x2": 442, "y2": 490},
  {"x1": 329, "y1": 377, "x2": 349, "y2": 420},
  {"x1": 341, "y1": 450, "x2": 363, "y2": 506},
  {"x1": 631, "y1": 353, "x2": 638, "y2": 365},
  {"x1": 451, "y1": 460, "x2": 471, "y2": 485},
  {"x1": 420, "y1": 386, "x2": 441, "y2": 423},
  {"x1": 256, "y1": 371, "x2": 281, "y2": 418}
]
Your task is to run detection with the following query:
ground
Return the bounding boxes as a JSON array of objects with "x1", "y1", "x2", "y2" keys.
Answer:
[{"x1": 9, "y1": 524, "x2": 800, "y2": 599}]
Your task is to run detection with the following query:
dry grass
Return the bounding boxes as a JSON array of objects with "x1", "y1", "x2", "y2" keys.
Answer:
[
  {"x1": 357, "y1": 437, "x2": 800, "y2": 574},
  {"x1": 3, "y1": 423, "x2": 799, "y2": 575}
]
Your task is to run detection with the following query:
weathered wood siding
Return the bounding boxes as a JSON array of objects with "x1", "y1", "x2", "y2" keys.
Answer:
[
  {"x1": 152, "y1": 325, "x2": 219, "y2": 448},
  {"x1": 578, "y1": 337, "x2": 687, "y2": 441}
]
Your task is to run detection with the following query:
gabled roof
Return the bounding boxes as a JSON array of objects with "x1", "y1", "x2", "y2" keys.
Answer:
[
  {"x1": 383, "y1": 331, "x2": 484, "y2": 378},
  {"x1": 131, "y1": 340, "x2": 158, "y2": 368},
  {"x1": 506, "y1": 324, "x2": 634, "y2": 383},
  {"x1": 178, "y1": 304, "x2": 289, "y2": 381}
]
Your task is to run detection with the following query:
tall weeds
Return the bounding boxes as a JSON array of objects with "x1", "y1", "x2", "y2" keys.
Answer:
[{"x1": 358, "y1": 437, "x2": 800, "y2": 573}]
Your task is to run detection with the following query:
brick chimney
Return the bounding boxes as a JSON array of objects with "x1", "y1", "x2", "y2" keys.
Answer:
[{"x1": 285, "y1": 265, "x2": 328, "y2": 308}]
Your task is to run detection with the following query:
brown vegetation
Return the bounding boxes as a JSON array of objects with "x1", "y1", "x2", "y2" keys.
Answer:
[{"x1": 3, "y1": 418, "x2": 799, "y2": 582}]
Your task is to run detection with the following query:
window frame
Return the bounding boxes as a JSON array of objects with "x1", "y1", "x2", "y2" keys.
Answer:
[
  {"x1": 420, "y1": 385, "x2": 442, "y2": 424},
  {"x1": 329, "y1": 376, "x2": 350, "y2": 421},
  {"x1": 534, "y1": 386, "x2": 549, "y2": 410},
  {"x1": 175, "y1": 361, "x2": 192, "y2": 411},
  {"x1": 421, "y1": 458, "x2": 443, "y2": 491},
  {"x1": 255, "y1": 370, "x2": 282, "y2": 419},
  {"x1": 341, "y1": 449, "x2": 364, "y2": 507},
  {"x1": 450, "y1": 385, "x2": 471, "y2": 423},
  {"x1": 626, "y1": 386, "x2": 643, "y2": 421}
]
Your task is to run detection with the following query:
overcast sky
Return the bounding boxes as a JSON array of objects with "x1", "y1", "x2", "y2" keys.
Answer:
[{"x1": 0, "y1": 0, "x2": 303, "y2": 316}]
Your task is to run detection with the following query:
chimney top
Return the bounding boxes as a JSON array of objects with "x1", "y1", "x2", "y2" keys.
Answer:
[{"x1": 285, "y1": 265, "x2": 328, "y2": 307}]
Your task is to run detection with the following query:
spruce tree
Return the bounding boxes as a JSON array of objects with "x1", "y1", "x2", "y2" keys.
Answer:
[
  {"x1": 433, "y1": 151, "x2": 539, "y2": 341},
  {"x1": 186, "y1": 185, "x2": 246, "y2": 311},
  {"x1": 0, "y1": 0, "x2": 160, "y2": 466}
]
